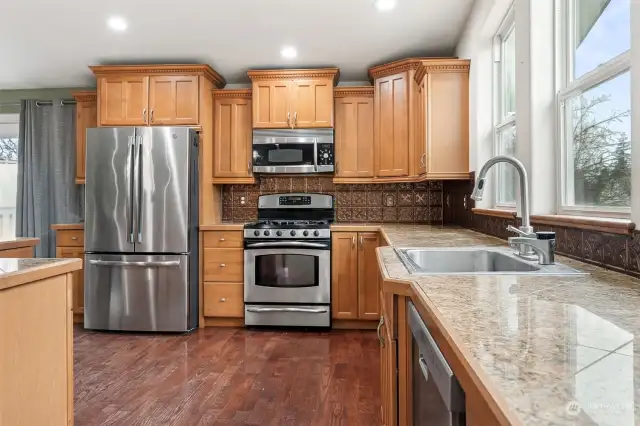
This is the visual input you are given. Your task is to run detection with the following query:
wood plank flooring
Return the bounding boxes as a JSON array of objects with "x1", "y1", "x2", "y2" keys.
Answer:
[{"x1": 74, "y1": 327, "x2": 381, "y2": 426}]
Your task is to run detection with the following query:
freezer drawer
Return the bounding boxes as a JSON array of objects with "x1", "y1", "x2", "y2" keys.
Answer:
[{"x1": 84, "y1": 253, "x2": 194, "y2": 332}]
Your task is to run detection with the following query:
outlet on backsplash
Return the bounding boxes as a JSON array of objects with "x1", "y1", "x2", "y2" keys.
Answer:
[{"x1": 221, "y1": 177, "x2": 444, "y2": 224}]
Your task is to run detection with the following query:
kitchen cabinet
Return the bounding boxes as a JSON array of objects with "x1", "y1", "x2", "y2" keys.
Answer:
[
  {"x1": 414, "y1": 59, "x2": 470, "y2": 179},
  {"x1": 90, "y1": 65, "x2": 225, "y2": 127},
  {"x1": 380, "y1": 291, "x2": 398, "y2": 426},
  {"x1": 72, "y1": 91, "x2": 97, "y2": 184},
  {"x1": 331, "y1": 231, "x2": 380, "y2": 320},
  {"x1": 333, "y1": 87, "x2": 375, "y2": 181},
  {"x1": 52, "y1": 226, "x2": 85, "y2": 323},
  {"x1": 248, "y1": 68, "x2": 339, "y2": 129},
  {"x1": 212, "y1": 89, "x2": 254, "y2": 184}
]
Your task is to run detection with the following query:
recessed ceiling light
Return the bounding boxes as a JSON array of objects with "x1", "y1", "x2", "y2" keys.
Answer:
[
  {"x1": 280, "y1": 46, "x2": 297, "y2": 59},
  {"x1": 107, "y1": 16, "x2": 127, "y2": 32},
  {"x1": 374, "y1": 0, "x2": 396, "y2": 11}
]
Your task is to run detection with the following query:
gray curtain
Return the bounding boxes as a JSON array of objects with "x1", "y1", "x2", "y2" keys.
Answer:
[{"x1": 16, "y1": 99, "x2": 83, "y2": 257}]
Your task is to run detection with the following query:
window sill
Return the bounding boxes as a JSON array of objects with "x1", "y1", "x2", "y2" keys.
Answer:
[
  {"x1": 471, "y1": 208, "x2": 517, "y2": 219},
  {"x1": 530, "y1": 215, "x2": 636, "y2": 236}
]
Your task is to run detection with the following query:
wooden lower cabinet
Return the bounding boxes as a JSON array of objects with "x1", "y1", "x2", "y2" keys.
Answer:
[
  {"x1": 380, "y1": 291, "x2": 398, "y2": 426},
  {"x1": 53, "y1": 228, "x2": 85, "y2": 323},
  {"x1": 331, "y1": 231, "x2": 380, "y2": 321},
  {"x1": 0, "y1": 246, "x2": 33, "y2": 258}
]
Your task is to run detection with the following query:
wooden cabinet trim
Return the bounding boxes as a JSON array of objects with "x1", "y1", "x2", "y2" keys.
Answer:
[
  {"x1": 369, "y1": 57, "x2": 434, "y2": 80},
  {"x1": 334, "y1": 86, "x2": 374, "y2": 97},
  {"x1": 90, "y1": 64, "x2": 226, "y2": 87},
  {"x1": 414, "y1": 59, "x2": 471, "y2": 83},
  {"x1": 212, "y1": 88, "x2": 252, "y2": 98},
  {"x1": 247, "y1": 68, "x2": 339, "y2": 84}
]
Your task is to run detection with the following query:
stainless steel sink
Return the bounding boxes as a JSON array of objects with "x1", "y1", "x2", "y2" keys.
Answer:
[{"x1": 395, "y1": 247, "x2": 588, "y2": 276}]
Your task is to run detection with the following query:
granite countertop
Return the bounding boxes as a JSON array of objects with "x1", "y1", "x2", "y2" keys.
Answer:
[
  {"x1": 377, "y1": 225, "x2": 640, "y2": 425},
  {"x1": 0, "y1": 258, "x2": 82, "y2": 291},
  {"x1": 0, "y1": 237, "x2": 39, "y2": 250}
]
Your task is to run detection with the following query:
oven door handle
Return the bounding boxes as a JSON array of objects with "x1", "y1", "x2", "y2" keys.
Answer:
[
  {"x1": 246, "y1": 307, "x2": 328, "y2": 314},
  {"x1": 245, "y1": 241, "x2": 328, "y2": 249}
]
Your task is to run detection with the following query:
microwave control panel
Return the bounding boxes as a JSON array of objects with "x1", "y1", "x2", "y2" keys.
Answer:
[{"x1": 317, "y1": 143, "x2": 334, "y2": 166}]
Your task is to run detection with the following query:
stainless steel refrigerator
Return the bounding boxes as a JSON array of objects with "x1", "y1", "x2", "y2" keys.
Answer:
[{"x1": 84, "y1": 127, "x2": 199, "y2": 332}]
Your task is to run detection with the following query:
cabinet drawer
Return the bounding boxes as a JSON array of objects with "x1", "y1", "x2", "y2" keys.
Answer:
[
  {"x1": 203, "y1": 248, "x2": 243, "y2": 282},
  {"x1": 0, "y1": 247, "x2": 33, "y2": 258},
  {"x1": 203, "y1": 231, "x2": 243, "y2": 248},
  {"x1": 203, "y1": 283, "x2": 244, "y2": 317},
  {"x1": 56, "y1": 230, "x2": 84, "y2": 247}
]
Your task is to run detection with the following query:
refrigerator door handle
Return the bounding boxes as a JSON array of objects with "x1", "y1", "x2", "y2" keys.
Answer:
[
  {"x1": 89, "y1": 260, "x2": 180, "y2": 267},
  {"x1": 127, "y1": 136, "x2": 135, "y2": 243},
  {"x1": 135, "y1": 135, "x2": 144, "y2": 244}
]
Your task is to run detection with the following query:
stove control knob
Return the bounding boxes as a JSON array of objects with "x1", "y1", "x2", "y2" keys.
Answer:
[
  {"x1": 253, "y1": 230, "x2": 260, "y2": 236},
  {"x1": 314, "y1": 230, "x2": 320, "y2": 237},
  {"x1": 276, "y1": 230, "x2": 283, "y2": 236},
  {"x1": 264, "y1": 230, "x2": 271, "y2": 236},
  {"x1": 303, "y1": 230, "x2": 309, "y2": 237},
  {"x1": 290, "y1": 230, "x2": 296, "y2": 236}
]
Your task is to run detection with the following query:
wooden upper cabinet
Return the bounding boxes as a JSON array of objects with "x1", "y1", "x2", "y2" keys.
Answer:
[
  {"x1": 331, "y1": 232, "x2": 358, "y2": 319},
  {"x1": 149, "y1": 75, "x2": 199, "y2": 125},
  {"x1": 98, "y1": 75, "x2": 149, "y2": 126},
  {"x1": 414, "y1": 59, "x2": 470, "y2": 179},
  {"x1": 416, "y1": 81, "x2": 427, "y2": 176},
  {"x1": 90, "y1": 65, "x2": 225, "y2": 127},
  {"x1": 374, "y1": 71, "x2": 409, "y2": 177},
  {"x1": 248, "y1": 68, "x2": 339, "y2": 129},
  {"x1": 252, "y1": 80, "x2": 291, "y2": 128},
  {"x1": 212, "y1": 89, "x2": 255, "y2": 183},
  {"x1": 334, "y1": 87, "x2": 374, "y2": 180},
  {"x1": 72, "y1": 91, "x2": 97, "y2": 184},
  {"x1": 358, "y1": 232, "x2": 380, "y2": 320},
  {"x1": 291, "y1": 79, "x2": 333, "y2": 127}
]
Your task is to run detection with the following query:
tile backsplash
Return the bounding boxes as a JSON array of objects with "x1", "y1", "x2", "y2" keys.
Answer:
[{"x1": 222, "y1": 177, "x2": 443, "y2": 223}]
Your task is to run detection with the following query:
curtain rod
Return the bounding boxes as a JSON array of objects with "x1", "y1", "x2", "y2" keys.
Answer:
[{"x1": 0, "y1": 99, "x2": 77, "y2": 107}]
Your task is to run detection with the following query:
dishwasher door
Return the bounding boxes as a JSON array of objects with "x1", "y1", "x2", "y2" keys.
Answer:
[{"x1": 408, "y1": 301, "x2": 465, "y2": 426}]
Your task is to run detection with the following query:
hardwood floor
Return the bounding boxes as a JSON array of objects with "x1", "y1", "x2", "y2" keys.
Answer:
[{"x1": 74, "y1": 327, "x2": 381, "y2": 426}]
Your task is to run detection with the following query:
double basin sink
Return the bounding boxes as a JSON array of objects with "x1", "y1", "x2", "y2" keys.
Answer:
[{"x1": 395, "y1": 247, "x2": 588, "y2": 276}]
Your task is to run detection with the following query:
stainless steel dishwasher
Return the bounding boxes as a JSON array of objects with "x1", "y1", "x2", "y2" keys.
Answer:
[{"x1": 408, "y1": 301, "x2": 466, "y2": 426}]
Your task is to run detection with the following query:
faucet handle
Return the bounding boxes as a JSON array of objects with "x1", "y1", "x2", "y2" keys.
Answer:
[
  {"x1": 507, "y1": 225, "x2": 532, "y2": 237},
  {"x1": 536, "y1": 232, "x2": 556, "y2": 240}
]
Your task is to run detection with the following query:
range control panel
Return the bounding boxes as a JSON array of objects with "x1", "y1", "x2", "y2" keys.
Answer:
[{"x1": 279, "y1": 196, "x2": 312, "y2": 206}]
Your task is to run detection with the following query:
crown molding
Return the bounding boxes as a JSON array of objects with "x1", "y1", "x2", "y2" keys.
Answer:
[
  {"x1": 247, "y1": 68, "x2": 340, "y2": 84},
  {"x1": 333, "y1": 86, "x2": 374, "y2": 97},
  {"x1": 414, "y1": 60, "x2": 471, "y2": 82},
  {"x1": 89, "y1": 64, "x2": 226, "y2": 87},
  {"x1": 71, "y1": 90, "x2": 97, "y2": 102},
  {"x1": 212, "y1": 88, "x2": 252, "y2": 98}
]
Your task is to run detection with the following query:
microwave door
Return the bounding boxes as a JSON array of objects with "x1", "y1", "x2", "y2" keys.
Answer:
[{"x1": 252, "y1": 136, "x2": 317, "y2": 174}]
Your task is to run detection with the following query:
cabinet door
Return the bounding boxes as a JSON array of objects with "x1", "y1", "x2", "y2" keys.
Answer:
[
  {"x1": 252, "y1": 80, "x2": 291, "y2": 128},
  {"x1": 149, "y1": 75, "x2": 199, "y2": 125},
  {"x1": 331, "y1": 232, "x2": 358, "y2": 319},
  {"x1": 383, "y1": 316, "x2": 398, "y2": 426},
  {"x1": 290, "y1": 79, "x2": 333, "y2": 128},
  {"x1": 335, "y1": 96, "x2": 374, "y2": 178},
  {"x1": 357, "y1": 232, "x2": 380, "y2": 320},
  {"x1": 374, "y1": 72, "x2": 409, "y2": 177},
  {"x1": 98, "y1": 76, "x2": 149, "y2": 126},
  {"x1": 75, "y1": 98, "x2": 97, "y2": 184},
  {"x1": 56, "y1": 247, "x2": 84, "y2": 314},
  {"x1": 213, "y1": 97, "x2": 253, "y2": 179}
]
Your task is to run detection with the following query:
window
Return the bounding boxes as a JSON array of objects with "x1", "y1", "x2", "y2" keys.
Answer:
[
  {"x1": 0, "y1": 114, "x2": 19, "y2": 239},
  {"x1": 493, "y1": 5, "x2": 517, "y2": 207},
  {"x1": 558, "y1": 0, "x2": 631, "y2": 216}
]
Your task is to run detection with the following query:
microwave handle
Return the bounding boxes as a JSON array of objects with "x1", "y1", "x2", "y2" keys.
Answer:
[{"x1": 314, "y1": 141, "x2": 318, "y2": 173}]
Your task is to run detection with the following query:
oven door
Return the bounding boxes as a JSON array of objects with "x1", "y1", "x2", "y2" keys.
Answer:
[
  {"x1": 252, "y1": 136, "x2": 317, "y2": 174},
  {"x1": 244, "y1": 242, "x2": 330, "y2": 304}
]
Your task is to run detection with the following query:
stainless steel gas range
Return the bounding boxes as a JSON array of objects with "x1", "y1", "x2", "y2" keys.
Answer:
[{"x1": 243, "y1": 193, "x2": 333, "y2": 327}]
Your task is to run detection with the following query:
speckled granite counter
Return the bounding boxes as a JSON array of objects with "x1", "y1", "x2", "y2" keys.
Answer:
[
  {"x1": 0, "y1": 258, "x2": 82, "y2": 290},
  {"x1": 377, "y1": 225, "x2": 640, "y2": 425}
]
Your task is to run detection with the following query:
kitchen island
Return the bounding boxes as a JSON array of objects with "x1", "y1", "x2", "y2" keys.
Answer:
[
  {"x1": 0, "y1": 257, "x2": 82, "y2": 426},
  {"x1": 0, "y1": 237, "x2": 39, "y2": 257}
]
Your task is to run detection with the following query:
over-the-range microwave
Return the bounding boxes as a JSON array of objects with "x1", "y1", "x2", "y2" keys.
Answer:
[{"x1": 252, "y1": 129, "x2": 334, "y2": 174}]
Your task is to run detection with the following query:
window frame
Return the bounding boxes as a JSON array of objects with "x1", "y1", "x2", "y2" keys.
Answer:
[
  {"x1": 493, "y1": 4, "x2": 517, "y2": 210},
  {"x1": 555, "y1": 0, "x2": 632, "y2": 218}
]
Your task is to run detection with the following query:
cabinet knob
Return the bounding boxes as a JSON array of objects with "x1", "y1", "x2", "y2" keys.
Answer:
[
  {"x1": 220, "y1": 298, "x2": 226, "y2": 302},
  {"x1": 71, "y1": 236, "x2": 77, "y2": 240},
  {"x1": 219, "y1": 237, "x2": 225, "y2": 242},
  {"x1": 220, "y1": 263, "x2": 226, "y2": 267}
]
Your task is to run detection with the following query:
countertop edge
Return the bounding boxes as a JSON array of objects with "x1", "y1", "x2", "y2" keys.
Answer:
[
  {"x1": 0, "y1": 258, "x2": 83, "y2": 291},
  {"x1": 0, "y1": 238, "x2": 40, "y2": 251},
  {"x1": 200, "y1": 224, "x2": 246, "y2": 231},
  {"x1": 375, "y1": 247, "x2": 522, "y2": 426},
  {"x1": 51, "y1": 224, "x2": 84, "y2": 231}
]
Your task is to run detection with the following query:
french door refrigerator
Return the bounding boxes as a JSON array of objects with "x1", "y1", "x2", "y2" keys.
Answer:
[{"x1": 84, "y1": 127, "x2": 199, "y2": 332}]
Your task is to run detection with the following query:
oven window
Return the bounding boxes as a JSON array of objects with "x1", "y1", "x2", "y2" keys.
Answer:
[
  {"x1": 253, "y1": 144, "x2": 315, "y2": 166},
  {"x1": 268, "y1": 149, "x2": 303, "y2": 163},
  {"x1": 255, "y1": 254, "x2": 318, "y2": 288}
]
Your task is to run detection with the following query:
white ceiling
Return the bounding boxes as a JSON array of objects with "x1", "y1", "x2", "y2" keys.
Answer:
[{"x1": 0, "y1": 0, "x2": 474, "y2": 89}]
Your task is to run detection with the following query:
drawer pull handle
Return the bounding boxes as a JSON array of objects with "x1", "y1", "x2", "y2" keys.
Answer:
[
  {"x1": 220, "y1": 263, "x2": 226, "y2": 267},
  {"x1": 219, "y1": 237, "x2": 225, "y2": 242},
  {"x1": 71, "y1": 237, "x2": 77, "y2": 240},
  {"x1": 220, "y1": 298, "x2": 226, "y2": 302}
]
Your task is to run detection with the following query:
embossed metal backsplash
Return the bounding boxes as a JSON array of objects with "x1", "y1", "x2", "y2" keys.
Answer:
[
  {"x1": 222, "y1": 177, "x2": 444, "y2": 224},
  {"x1": 443, "y1": 178, "x2": 640, "y2": 278}
]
